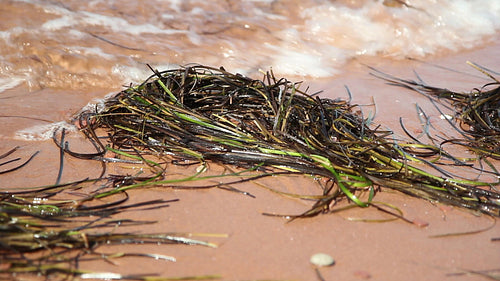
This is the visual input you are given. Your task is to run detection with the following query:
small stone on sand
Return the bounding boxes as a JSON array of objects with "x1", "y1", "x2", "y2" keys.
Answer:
[{"x1": 310, "y1": 253, "x2": 335, "y2": 267}]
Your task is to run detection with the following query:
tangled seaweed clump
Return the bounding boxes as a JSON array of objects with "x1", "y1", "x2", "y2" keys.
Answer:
[
  {"x1": 77, "y1": 65, "x2": 500, "y2": 217},
  {"x1": 373, "y1": 64, "x2": 500, "y2": 160}
]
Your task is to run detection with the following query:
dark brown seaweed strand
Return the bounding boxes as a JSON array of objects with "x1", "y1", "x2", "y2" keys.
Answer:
[{"x1": 0, "y1": 150, "x2": 40, "y2": 175}]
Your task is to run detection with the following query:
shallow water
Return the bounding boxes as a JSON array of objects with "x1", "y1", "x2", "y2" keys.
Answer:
[
  {"x1": 1, "y1": 0, "x2": 500, "y2": 90},
  {"x1": 1, "y1": 1, "x2": 500, "y2": 280}
]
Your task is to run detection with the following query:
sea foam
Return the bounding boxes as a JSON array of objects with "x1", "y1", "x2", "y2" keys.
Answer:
[
  {"x1": 2, "y1": 0, "x2": 499, "y2": 92},
  {"x1": 268, "y1": 0, "x2": 500, "y2": 77},
  {"x1": 0, "y1": 76, "x2": 25, "y2": 93},
  {"x1": 14, "y1": 121, "x2": 78, "y2": 141}
]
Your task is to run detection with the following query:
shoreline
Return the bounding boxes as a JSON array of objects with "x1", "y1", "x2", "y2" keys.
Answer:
[{"x1": 1, "y1": 38, "x2": 500, "y2": 280}]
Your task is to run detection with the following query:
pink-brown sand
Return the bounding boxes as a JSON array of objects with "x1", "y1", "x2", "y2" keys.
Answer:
[{"x1": 1, "y1": 40, "x2": 500, "y2": 281}]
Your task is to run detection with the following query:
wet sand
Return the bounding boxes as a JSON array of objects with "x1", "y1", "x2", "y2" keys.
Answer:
[{"x1": 2, "y1": 38, "x2": 500, "y2": 281}]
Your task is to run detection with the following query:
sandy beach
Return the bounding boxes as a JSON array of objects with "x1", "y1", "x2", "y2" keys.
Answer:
[
  {"x1": 1, "y1": 1, "x2": 500, "y2": 280},
  {"x1": 2, "y1": 40, "x2": 500, "y2": 280}
]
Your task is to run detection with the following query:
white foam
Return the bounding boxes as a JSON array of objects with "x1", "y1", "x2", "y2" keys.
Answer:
[
  {"x1": 41, "y1": 15, "x2": 75, "y2": 31},
  {"x1": 291, "y1": 0, "x2": 500, "y2": 69},
  {"x1": 67, "y1": 46, "x2": 116, "y2": 61},
  {"x1": 80, "y1": 11, "x2": 185, "y2": 36},
  {"x1": 0, "y1": 27, "x2": 27, "y2": 42},
  {"x1": 74, "y1": 63, "x2": 180, "y2": 116},
  {"x1": 112, "y1": 63, "x2": 180, "y2": 85},
  {"x1": 252, "y1": 0, "x2": 500, "y2": 77},
  {"x1": 40, "y1": 6, "x2": 187, "y2": 37},
  {"x1": 14, "y1": 121, "x2": 79, "y2": 141},
  {"x1": 0, "y1": 76, "x2": 25, "y2": 93},
  {"x1": 74, "y1": 91, "x2": 116, "y2": 118},
  {"x1": 168, "y1": 0, "x2": 183, "y2": 13},
  {"x1": 5, "y1": 0, "x2": 500, "y2": 82},
  {"x1": 267, "y1": 43, "x2": 341, "y2": 77}
]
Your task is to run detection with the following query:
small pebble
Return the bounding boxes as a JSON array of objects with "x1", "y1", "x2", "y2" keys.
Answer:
[{"x1": 310, "y1": 253, "x2": 335, "y2": 267}]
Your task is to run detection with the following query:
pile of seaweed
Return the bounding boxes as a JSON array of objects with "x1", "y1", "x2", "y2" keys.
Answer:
[
  {"x1": 372, "y1": 63, "x2": 500, "y2": 160},
  {"x1": 77, "y1": 65, "x2": 500, "y2": 217},
  {"x1": 0, "y1": 147, "x2": 222, "y2": 280}
]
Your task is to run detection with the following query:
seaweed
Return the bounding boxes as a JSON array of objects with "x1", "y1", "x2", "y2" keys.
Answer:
[
  {"x1": 78, "y1": 65, "x2": 500, "y2": 218},
  {"x1": 0, "y1": 147, "x2": 39, "y2": 175},
  {"x1": 0, "y1": 148, "x2": 223, "y2": 280},
  {"x1": 370, "y1": 63, "x2": 500, "y2": 160},
  {"x1": 3, "y1": 64, "x2": 500, "y2": 280}
]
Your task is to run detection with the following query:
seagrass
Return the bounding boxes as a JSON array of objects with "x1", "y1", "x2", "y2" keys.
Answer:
[
  {"x1": 372, "y1": 64, "x2": 500, "y2": 160},
  {"x1": 0, "y1": 150, "x2": 222, "y2": 280},
  {"x1": 3, "y1": 64, "x2": 500, "y2": 280},
  {"x1": 78, "y1": 65, "x2": 500, "y2": 217}
]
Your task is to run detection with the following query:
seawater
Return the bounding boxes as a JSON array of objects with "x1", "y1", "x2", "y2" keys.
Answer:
[{"x1": 1, "y1": 0, "x2": 500, "y2": 139}]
